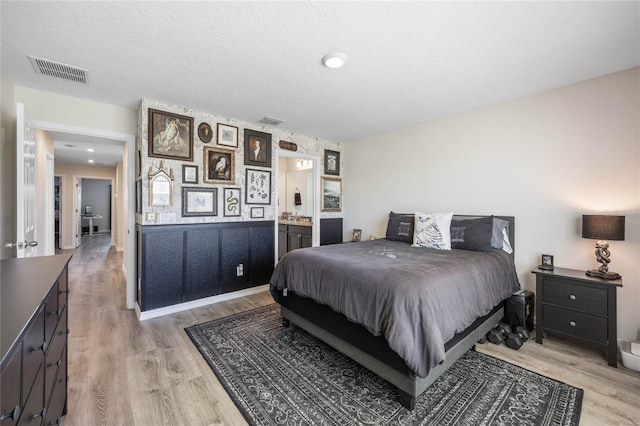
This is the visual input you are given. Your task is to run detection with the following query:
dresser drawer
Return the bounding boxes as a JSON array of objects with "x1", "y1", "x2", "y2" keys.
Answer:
[
  {"x1": 57, "y1": 272, "x2": 68, "y2": 313},
  {"x1": 44, "y1": 312, "x2": 67, "y2": 405},
  {"x1": 44, "y1": 283, "x2": 60, "y2": 345},
  {"x1": 542, "y1": 279, "x2": 607, "y2": 315},
  {"x1": 22, "y1": 307, "x2": 46, "y2": 400},
  {"x1": 1, "y1": 347, "x2": 22, "y2": 425},
  {"x1": 19, "y1": 364, "x2": 45, "y2": 425},
  {"x1": 542, "y1": 304, "x2": 607, "y2": 344}
]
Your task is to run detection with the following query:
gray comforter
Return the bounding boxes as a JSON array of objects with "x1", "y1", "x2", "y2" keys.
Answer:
[{"x1": 269, "y1": 239, "x2": 520, "y2": 378}]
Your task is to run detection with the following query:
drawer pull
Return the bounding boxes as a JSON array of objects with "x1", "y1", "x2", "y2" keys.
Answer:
[
  {"x1": 49, "y1": 359, "x2": 61, "y2": 367},
  {"x1": 59, "y1": 289, "x2": 70, "y2": 295},
  {"x1": 48, "y1": 309, "x2": 61, "y2": 317},
  {"x1": 31, "y1": 407, "x2": 46, "y2": 419},
  {"x1": 569, "y1": 321, "x2": 577, "y2": 327},
  {"x1": 32, "y1": 341, "x2": 48, "y2": 352},
  {"x1": 0, "y1": 405, "x2": 21, "y2": 421},
  {"x1": 569, "y1": 294, "x2": 577, "y2": 301}
]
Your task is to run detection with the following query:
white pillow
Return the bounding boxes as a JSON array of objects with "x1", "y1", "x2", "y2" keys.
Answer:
[{"x1": 412, "y1": 211, "x2": 454, "y2": 250}]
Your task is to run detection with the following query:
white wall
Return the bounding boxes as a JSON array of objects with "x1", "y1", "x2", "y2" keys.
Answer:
[
  {"x1": 344, "y1": 67, "x2": 640, "y2": 341},
  {"x1": 54, "y1": 162, "x2": 117, "y2": 249},
  {"x1": 81, "y1": 178, "x2": 112, "y2": 232}
]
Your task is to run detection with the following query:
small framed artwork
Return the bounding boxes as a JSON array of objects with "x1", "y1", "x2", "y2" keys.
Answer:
[
  {"x1": 324, "y1": 150, "x2": 340, "y2": 176},
  {"x1": 198, "y1": 122, "x2": 213, "y2": 143},
  {"x1": 244, "y1": 129, "x2": 272, "y2": 168},
  {"x1": 352, "y1": 229, "x2": 362, "y2": 242},
  {"x1": 182, "y1": 187, "x2": 217, "y2": 217},
  {"x1": 245, "y1": 168, "x2": 271, "y2": 205},
  {"x1": 182, "y1": 164, "x2": 198, "y2": 184},
  {"x1": 148, "y1": 108, "x2": 194, "y2": 161},
  {"x1": 539, "y1": 254, "x2": 555, "y2": 271},
  {"x1": 204, "y1": 147, "x2": 235, "y2": 183},
  {"x1": 223, "y1": 187, "x2": 241, "y2": 217},
  {"x1": 217, "y1": 123, "x2": 239, "y2": 148},
  {"x1": 321, "y1": 177, "x2": 342, "y2": 212},
  {"x1": 250, "y1": 207, "x2": 265, "y2": 219}
]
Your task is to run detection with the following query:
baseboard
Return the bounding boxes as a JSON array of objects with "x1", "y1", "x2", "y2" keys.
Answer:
[
  {"x1": 136, "y1": 284, "x2": 270, "y2": 321},
  {"x1": 61, "y1": 244, "x2": 75, "y2": 250},
  {"x1": 121, "y1": 264, "x2": 127, "y2": 276}
]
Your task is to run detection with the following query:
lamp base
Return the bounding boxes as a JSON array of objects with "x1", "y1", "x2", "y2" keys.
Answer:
[{"x1": 586, "y1": 269, "x2": 622, "y2": 280}]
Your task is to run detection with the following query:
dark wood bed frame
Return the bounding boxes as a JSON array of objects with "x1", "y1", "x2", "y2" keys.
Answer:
[{"x1": 277, "y1": 215, "x2": 516, "y2": 410}]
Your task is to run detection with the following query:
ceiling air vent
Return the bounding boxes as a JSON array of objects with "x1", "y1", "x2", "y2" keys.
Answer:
[
  {"x1": 29, "y1": 55, "x2": 88, "y2": 84},
  {"x1": 259, "y1": 116, "x2": 285, "y2": 126}
]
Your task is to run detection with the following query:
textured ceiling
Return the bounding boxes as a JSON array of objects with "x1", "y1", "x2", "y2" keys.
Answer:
[{"x1": 2, "y1": 1, "x2": 639, "y2": 152}]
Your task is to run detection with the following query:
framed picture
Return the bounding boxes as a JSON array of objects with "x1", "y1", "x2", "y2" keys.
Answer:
[
  {"x1": 217, "y1": 123, "x2": 239, "y2": 148},
  {"x1": 244, "y1": 129, "x2": 272, "y2": 167},
  {"x1": 321, "y1": 177, "x2": 342, "y2": 212},
  {"x1": 148, "y1": 161, "x2": 174, "y2": 206},
  {"x1": 148, "y1": 108, "x2": 193, "y2": 161},
  {"x1": 223, "y1": 187, "x2": 241, "y2": 217},
  {"x1": 245, "y1": 168, "x2": 271, "y2": 205},
  {"x1": 198, "y1": 122, "x2": 213, "y2": 143},
  {"x1": 352, "y1": 229, "x2": 362, "y2": 242},
  {"x1": 250, "y1": 207, "x2": 264, "y2": 219},
  {"x1": 182, "y1": 164, "x2": 198, "y2": 184},
  {"x1": 324, "y1": 150, "x2": 340, "y2": 176},
  {"x1": 182, "y1": 187, "x2": 217, "y2": 217},
  {"x1": 204, "y1": 147, "x2": 235, "y2": 183},
  {"x1": 539, "y1": 254, "x2": 555, "y2": 270}
]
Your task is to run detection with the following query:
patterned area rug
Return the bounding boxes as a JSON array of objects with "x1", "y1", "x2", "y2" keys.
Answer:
[{"x1": 185, "y1": 304, "x2": 582, "y2": 426}]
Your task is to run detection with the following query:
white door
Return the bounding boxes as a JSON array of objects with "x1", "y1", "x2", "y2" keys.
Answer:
[
  {"x1": 76, "y1": 177, "x2": 82, "y2": 247},
  {"x1": 15, "y1": 103, "x2": 38, "y2": 258}
]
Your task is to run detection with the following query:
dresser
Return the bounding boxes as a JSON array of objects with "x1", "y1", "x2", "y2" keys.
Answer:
[
  {"x1": 532, "y1": 267, "x2": 622, "y2": 367},
  {"x1": 1, "y1": 254, "x2": 72, "y2": 425}
]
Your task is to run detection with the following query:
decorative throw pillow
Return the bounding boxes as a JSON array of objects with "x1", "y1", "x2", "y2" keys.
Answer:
[
  {"x1": 385, "y1": 212, "x2": 415, "y2": 243},
  {"x1": 450, "y1": 216, "x2": 494, "y2": 251},
  {"x1": 412, "y1": 211, "x2": 454, "y2": 250},
  {"x1": 491, "y1": 218, "x2": 514, "y2": 254}
]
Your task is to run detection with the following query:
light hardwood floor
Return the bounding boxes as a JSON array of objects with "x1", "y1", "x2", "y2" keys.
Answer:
[{"x1": 65, "y1": 234, "x2": 640, "y2": 425}]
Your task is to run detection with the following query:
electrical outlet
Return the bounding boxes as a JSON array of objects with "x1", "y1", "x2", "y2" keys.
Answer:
[
  {"x1": 236, "y1": 264, "x2": 244, "y2": 277},
  {"x1": 146, "y1": 212, "x2": 157, "y2": 221}
]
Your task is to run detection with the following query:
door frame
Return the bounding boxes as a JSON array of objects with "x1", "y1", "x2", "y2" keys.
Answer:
[
  {"x1": 31, "y1": 120, "x2": 136, "y2": 310},
  {"x1": 44, "y1": 151, "x2": 55, "y2": 255},
  {"x1": 275, "y1": 151, "x2": 320, "y2": 263}
]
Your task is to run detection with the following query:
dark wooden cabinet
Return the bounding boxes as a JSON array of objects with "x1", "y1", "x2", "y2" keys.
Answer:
[
  {"x1": 533, "y1": 267, "x2": 622, "y2": 367},
  {"x1": 137, "y1": 221, "x2": 274, "y2": 312},
  {"x1": 1, "y1": 254, "x2": 71, "y2": 426}
]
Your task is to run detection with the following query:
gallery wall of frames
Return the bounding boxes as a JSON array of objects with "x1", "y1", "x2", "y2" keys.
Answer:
[{"x1": 136, "y1": 98, "x2": 343, "y2": 226}]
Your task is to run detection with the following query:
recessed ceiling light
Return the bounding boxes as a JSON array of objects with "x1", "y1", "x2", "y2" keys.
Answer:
[
  {"x1": 322, "y1": 52, "x2": 347, "y2": 69},
  {"x1": 88, "y1": 159, "x2": 95, "y2": 163},
  {"x1": 87, "y1": 148, "x2": 95, "y2": 152}
]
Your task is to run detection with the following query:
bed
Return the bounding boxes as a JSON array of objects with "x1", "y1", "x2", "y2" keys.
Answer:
[{"x1": 269, "y1": 214, "x2": 519, "y2": 409}]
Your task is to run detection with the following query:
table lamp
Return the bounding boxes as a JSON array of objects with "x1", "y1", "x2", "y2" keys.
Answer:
[{"x1": 582, "y1": 215, "x2": 625, "y2": 280}]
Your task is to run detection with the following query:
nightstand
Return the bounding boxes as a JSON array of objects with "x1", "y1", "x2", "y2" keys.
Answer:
[{"x1": 532, "y1": 267, "x2": 622, "y2": 367}]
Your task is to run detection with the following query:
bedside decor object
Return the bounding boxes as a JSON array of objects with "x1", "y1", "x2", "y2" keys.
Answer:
[
  {"x1": 352, "y1": 229, "x2": 362, "y2": 242},
  {"x1": 539, "y1": 254, "x2": 554, "y2": 270},
  {"x1": 198, "y1": 122, "x2": 213, "y2": 143},
  {"x1": 217, "y1": 123, "x2": 238, "y2": 148},
  {"x1": 582, "y1": 215, "x2": 625, "y2": 280},
  {"x1": 204, "y1": 147, "x2": 235, "y2": 183},
  {"x1": 148, "y1": 108, "x2": 193, "y2": 161}
]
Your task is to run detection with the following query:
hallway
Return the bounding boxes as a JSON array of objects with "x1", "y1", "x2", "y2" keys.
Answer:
[{"x1": 65, "y1": 233, "x2": 268, "y2": 425}]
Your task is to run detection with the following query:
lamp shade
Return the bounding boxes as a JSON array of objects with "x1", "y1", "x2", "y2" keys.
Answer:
[{"x1": 582, "y1": 215, "x2": 625, "y2": 241}]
